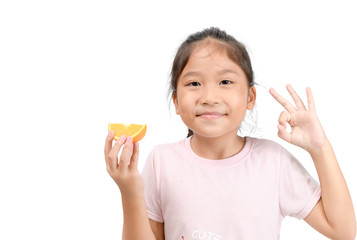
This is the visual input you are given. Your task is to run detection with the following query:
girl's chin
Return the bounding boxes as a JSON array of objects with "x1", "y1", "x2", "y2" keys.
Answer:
[{"x1": 190, "y1": 131, "x2": 238, "y2": 139}]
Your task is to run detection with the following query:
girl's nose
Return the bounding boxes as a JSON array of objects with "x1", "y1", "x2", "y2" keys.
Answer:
[{"x1": 200, "y1": 85, "x2": 220, "y2": 105}]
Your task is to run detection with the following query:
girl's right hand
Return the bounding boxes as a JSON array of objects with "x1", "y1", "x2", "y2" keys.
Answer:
[{"x1": 104, "y1": 130, "x2": 144, "y2": 198}]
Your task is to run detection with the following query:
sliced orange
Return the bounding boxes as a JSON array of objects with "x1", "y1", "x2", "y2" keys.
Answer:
[{"x1": 108, "y1": 123, "x2": 147, "y2": 142}]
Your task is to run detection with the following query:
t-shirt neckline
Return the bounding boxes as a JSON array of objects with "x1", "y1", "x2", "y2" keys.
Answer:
[{"x1": 184, "y1": 136, "x2": 253, "y2": 168}]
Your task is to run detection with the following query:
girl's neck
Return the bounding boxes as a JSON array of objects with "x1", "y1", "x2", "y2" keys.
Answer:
[{"x1": 190, "y1": 134, "x2": 246, "y2": 160}]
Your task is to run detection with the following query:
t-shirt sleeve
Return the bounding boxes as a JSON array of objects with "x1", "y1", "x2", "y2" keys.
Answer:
[
  {"x1": 140, "y1": 148, "x2": 164, "y2": 222},
  {"x1": 279, "y1": 147, "x2": 321, "y2": 219}
]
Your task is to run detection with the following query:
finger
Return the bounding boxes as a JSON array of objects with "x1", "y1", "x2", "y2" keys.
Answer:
[
  {"x1": 104, "y1": 130, "x2": 114, "y2": 159},
  {"x1": 286, "y1": 84, "x2": 307, "y2": 110},
  {"x1": 129, "y1": 142, "x2": 140, "y2": 169},
  {"x1": 119, "y1": 136, "x2": 133, "y2": 171},
  {"x1": 108, "y1": 135, "x2": 127, "y2": 170},
  {"x1": 277, "y1": 124, "x2": 292, "y2": 143},
  {"x1": 306, "y1": 87, "x2": 316, "y2": 112},
  {"x1": 269, "y1": 88, "x2": 296, "y2": 113},
  {"x1": 278, "y1": 111, "x2": 291, "y2": 127}
]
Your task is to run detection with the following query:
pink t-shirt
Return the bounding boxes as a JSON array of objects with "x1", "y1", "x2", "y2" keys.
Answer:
[{"x1": 141, "y1": 137, "x2": 321, "y2": 239}]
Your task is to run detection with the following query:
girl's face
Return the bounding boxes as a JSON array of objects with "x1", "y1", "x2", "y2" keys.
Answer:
[{"x1": 173, "y1": 43, "x2": 256, "y2": 139}]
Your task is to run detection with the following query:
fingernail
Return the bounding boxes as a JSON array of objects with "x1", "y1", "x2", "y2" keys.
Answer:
[
  {"x1": 108, "y1": 130, "x2": 113, "y2": 136},
  {"x1": 119, "y1": 135, "x2": 126, "y2": 141}
]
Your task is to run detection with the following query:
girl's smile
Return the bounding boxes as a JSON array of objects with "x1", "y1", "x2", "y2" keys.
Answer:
[{"x1": 196, "y1": 112, "x2": 226, "y2": 120}]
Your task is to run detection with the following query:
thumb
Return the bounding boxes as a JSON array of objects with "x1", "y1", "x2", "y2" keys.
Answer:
[
  {"x1": 277, "y1": 124, "x2": 292, "y2": 143},
  {"x1": 278, "y1": 111, "x2": 291, "y2": 127},
  {"x1": 277, "y1": 111, "x2": 292, "y2": 143}
]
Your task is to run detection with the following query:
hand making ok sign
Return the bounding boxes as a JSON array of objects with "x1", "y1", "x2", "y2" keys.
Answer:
[{"x1": 269, "y1": 84, "x2": 328, "y2": 154}]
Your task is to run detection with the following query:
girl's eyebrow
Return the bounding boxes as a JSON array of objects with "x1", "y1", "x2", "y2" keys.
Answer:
[
  {"x1": 217, "y1": 69, "x2": 239, "y2": 76},
  {"x1": 181, "y1": 71, "x2": 200, "y2": 79},
  {"x1": 181, "y1": 69, "x2": 239, "y2": 79}
]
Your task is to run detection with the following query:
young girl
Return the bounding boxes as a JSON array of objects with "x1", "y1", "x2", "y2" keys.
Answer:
[{"x1": 104, "y1": 27, "x2": 356, "y2": 239}]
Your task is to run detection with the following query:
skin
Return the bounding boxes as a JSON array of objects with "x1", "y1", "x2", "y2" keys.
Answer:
[{"x1": 104, "y1": 42, "x2": 356, "y2": 239}]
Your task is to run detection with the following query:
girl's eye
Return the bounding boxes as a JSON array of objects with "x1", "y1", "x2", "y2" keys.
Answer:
[
  {"x1": 187, "y1": 82, "x2": 201, "y2": 86},
  {"x1": 220, "y1": 80, "x2": 232, "y2": 85}
]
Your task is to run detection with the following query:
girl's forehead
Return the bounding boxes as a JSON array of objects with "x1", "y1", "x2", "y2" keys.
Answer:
[
  {"x1": 187, "y1": 43, "x2": 239, "y2": 70},
  {"x1": 191, "y1": 40, "x2": 228, "y2": 58}
]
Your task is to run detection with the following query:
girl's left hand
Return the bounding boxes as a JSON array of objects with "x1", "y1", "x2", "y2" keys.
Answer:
[{"x1": 269, "y1": 84, "x2": 328, "y2": 154}]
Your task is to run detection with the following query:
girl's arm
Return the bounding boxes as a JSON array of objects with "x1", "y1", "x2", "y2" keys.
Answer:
[
  {"x1": 150, "y1": 219, "x2": 165, "y2": 240},
  {"x1": 104, "y1": 133, "x2": 157, "y2": 240},
  {"x1": 121, "y1": 195, "x2": 157, "y2": 240},
  {"x1": 304, "y1": 141, "x2": 355, "y2": 239},
  {"x1": 270, "y1": 85, "x2": 356, "y2": 239}
]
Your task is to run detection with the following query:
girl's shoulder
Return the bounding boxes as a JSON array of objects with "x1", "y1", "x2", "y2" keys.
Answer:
[
  {"x1": 249, "y1": 137, "x2": 284, "y2": 154},
  {"x1": 150, "y1": 138, "x2": 187, "y2": 155}
]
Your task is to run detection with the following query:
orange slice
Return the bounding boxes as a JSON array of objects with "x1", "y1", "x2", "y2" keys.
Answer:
[{"x1": 108, "y1": 123, "x2": 147, "y2": 142}]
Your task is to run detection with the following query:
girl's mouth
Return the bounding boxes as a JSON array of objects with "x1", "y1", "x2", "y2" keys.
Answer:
[{"x1": 197, "y1": 112, "x2": 226, "y2": 120}]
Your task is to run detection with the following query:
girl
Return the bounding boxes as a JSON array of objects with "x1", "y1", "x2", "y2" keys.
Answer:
[{"x1": 104, "y1": 27, "x2": 356, "y2": 239}]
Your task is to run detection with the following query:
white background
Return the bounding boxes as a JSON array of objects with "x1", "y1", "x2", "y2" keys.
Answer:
[{"x1": 1, "y1": 0, "x2": 356, "y2": 239}]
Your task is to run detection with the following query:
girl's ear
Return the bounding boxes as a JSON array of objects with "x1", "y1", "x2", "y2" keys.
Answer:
[
  {"x1": 247, "y1": 86, "x2": 256, "y2": 110},
  {"x1": 172, "y1": 93, "x2": 180, "y2": 115}
]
